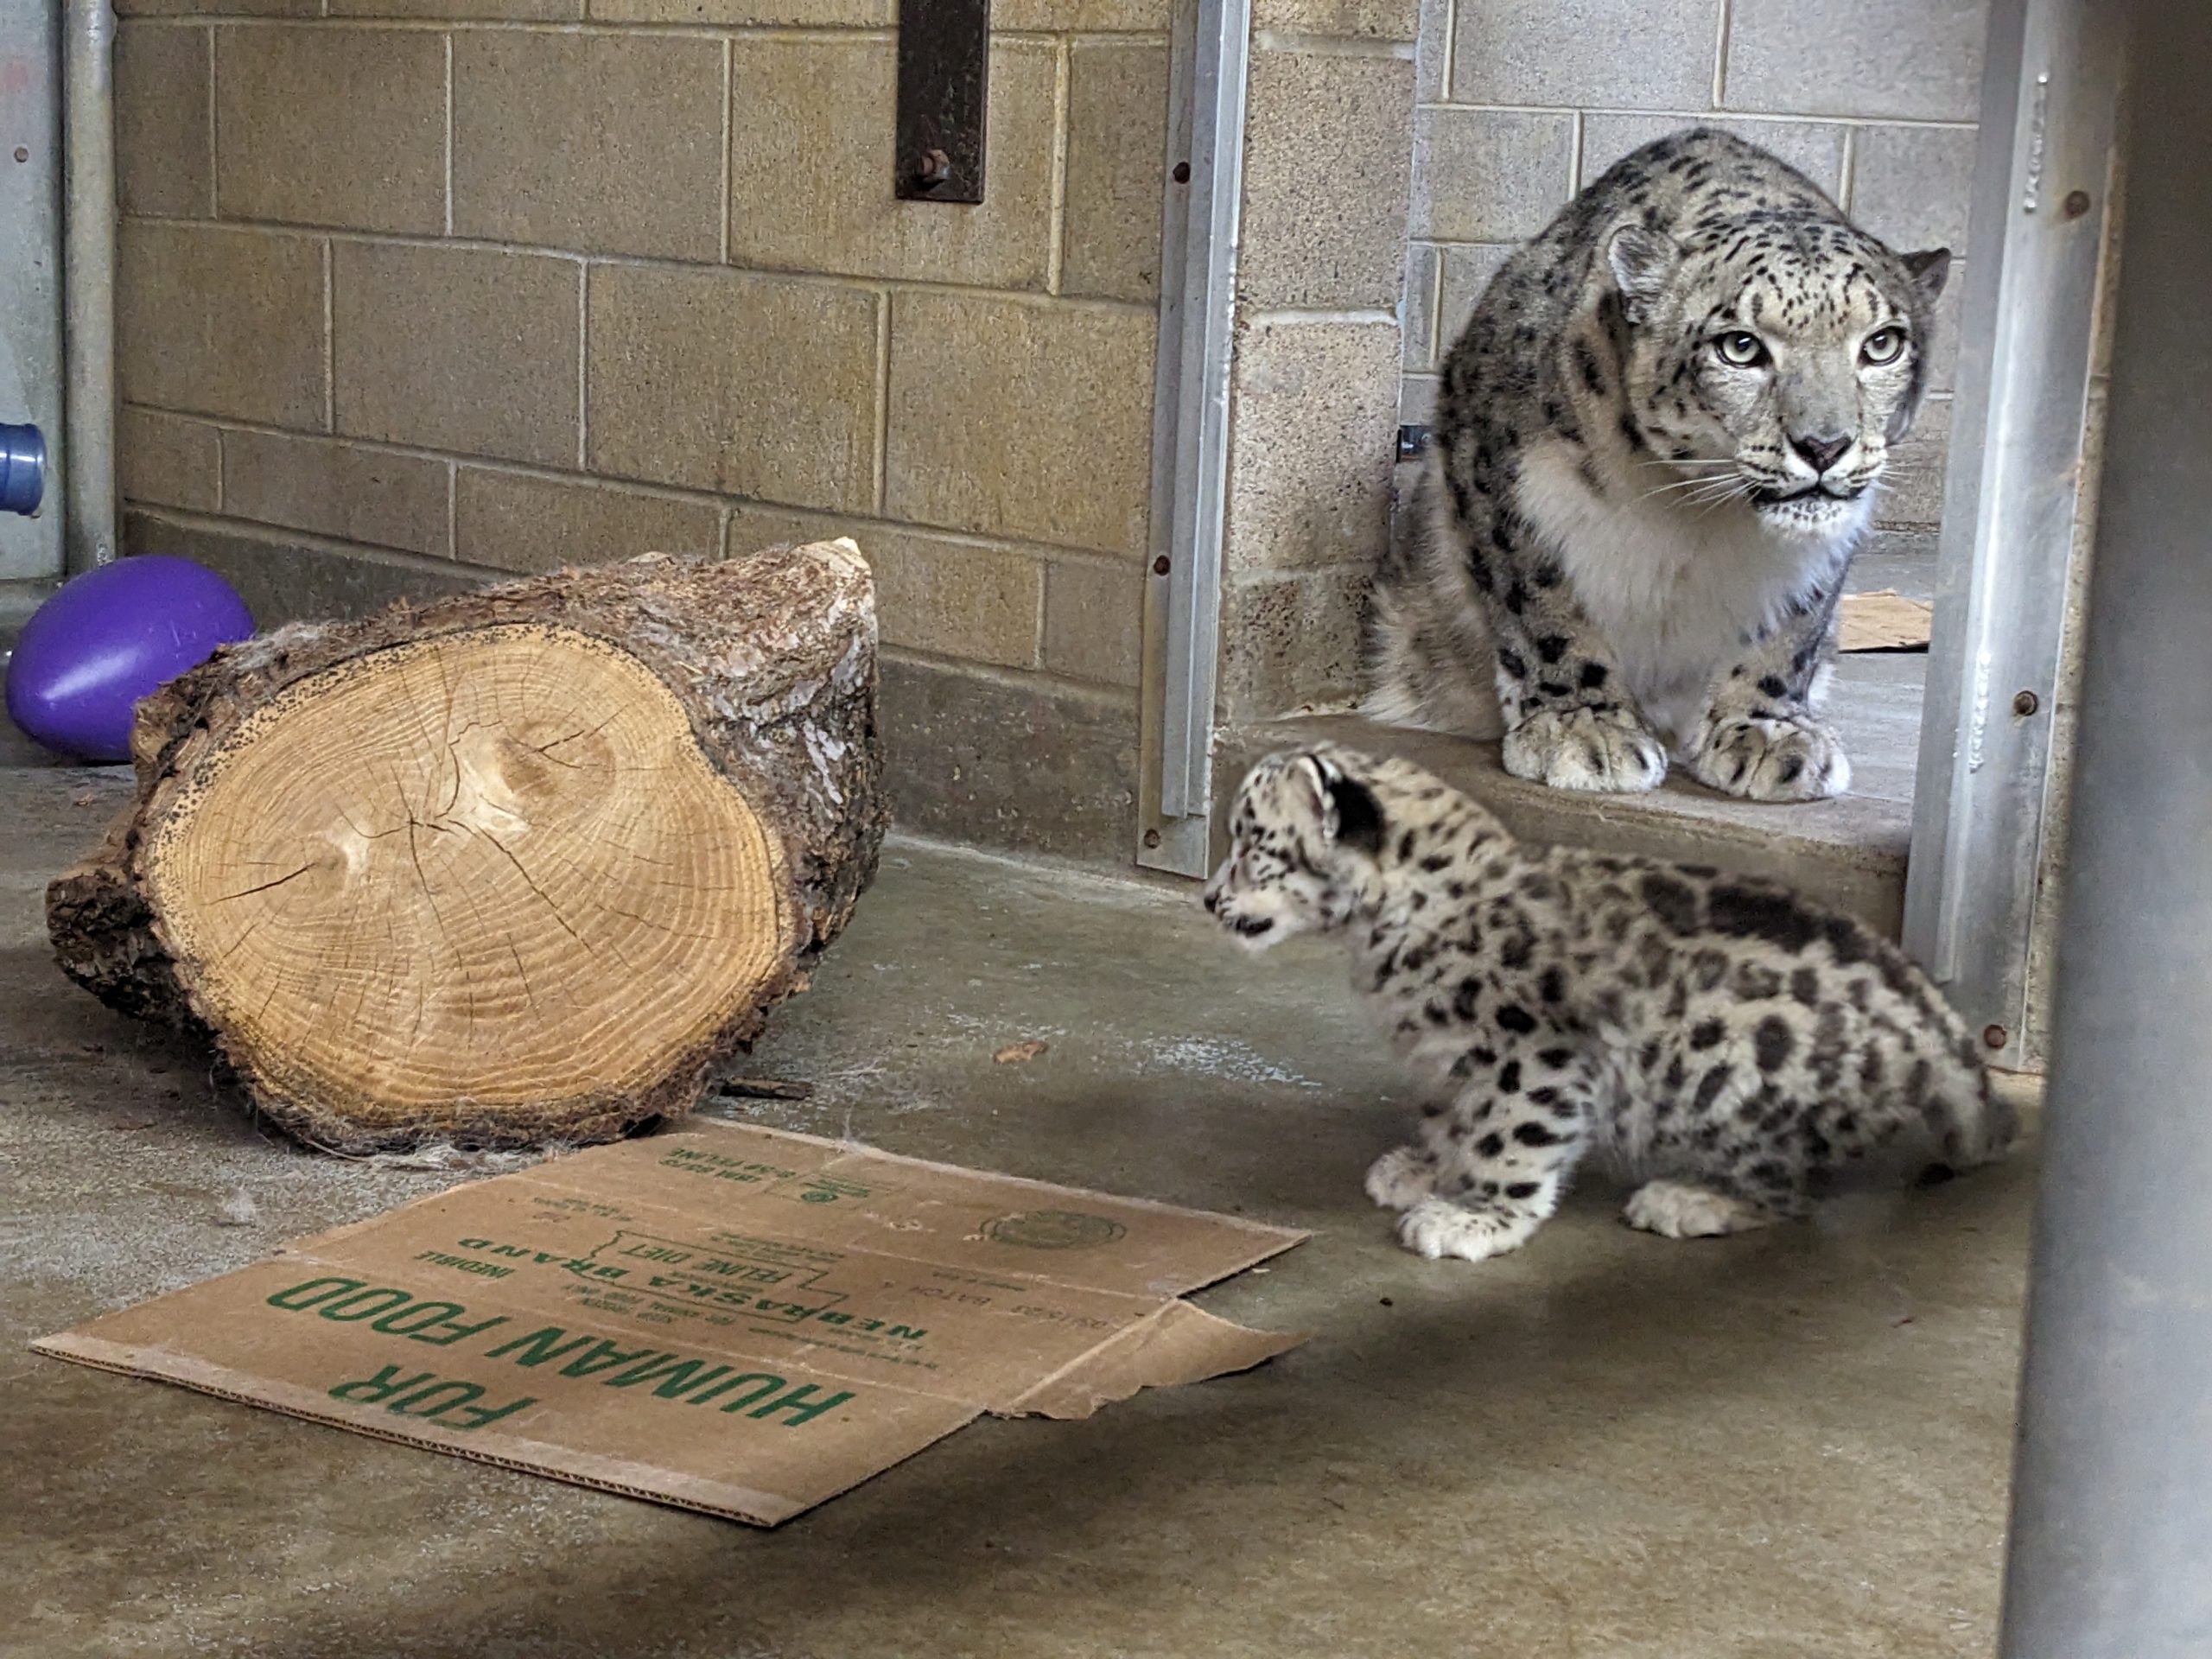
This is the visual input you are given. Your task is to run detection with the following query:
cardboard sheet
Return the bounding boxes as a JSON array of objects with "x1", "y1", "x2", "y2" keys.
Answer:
[
  {"x1": 34, "y1": 1123, "x2": 1308, "y2": 1526},
  {"x1": 1839, "y1": 589, "x2": 1934, "y2": 652}
]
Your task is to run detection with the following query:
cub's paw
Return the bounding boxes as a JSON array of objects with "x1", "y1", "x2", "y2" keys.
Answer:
[
  {"x1": 1394, "y1": 1196, "x2": 1541, "y2": 1263},
  {"x1": 1622, "y1": 1180, "x2": 1776, "y2": 1239},
  {"x1": 1502, "y1": 706, "x2": 1667, "y2": 794},
  {"x1": 1364, "y1": 1145, "x2": 1437, "y2": 1211},
  {"x1": 1690, "y1": 715, "x2": 1851, "y2": 802}
]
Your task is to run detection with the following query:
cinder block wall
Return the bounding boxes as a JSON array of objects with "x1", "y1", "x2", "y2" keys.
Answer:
[
  {"x1": 1206, "y1": 0, "x2": 1987, "y2": 730},
  {"x1": 111, "y1": 1, "x2": 1168, "y2": 861},
  {"x1": 1400, "y1": 0, "x2": 1986, "y2": 544},
  {"x1": 1211, "y1": 7, "x2": 1417, "y2": 724}
]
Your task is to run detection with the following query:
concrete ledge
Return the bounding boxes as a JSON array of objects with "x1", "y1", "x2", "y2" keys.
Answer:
[{"x1": 1219, "y1": 653, "x2": 1926, "y2": 935}]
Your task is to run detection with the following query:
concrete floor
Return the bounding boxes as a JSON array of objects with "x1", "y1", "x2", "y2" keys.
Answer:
[{"x1": 3, "y1": 765, "x2": 2036, "y2": 1658}]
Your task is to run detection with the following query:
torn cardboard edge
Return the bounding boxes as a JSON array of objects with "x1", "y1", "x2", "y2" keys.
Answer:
[
  {"x1": 1839, "y1": 589, "x2": 1934, "y2": 653},
  {"x1": 33, "y1": 1122, "x2": 1309, "y2": 1527}
]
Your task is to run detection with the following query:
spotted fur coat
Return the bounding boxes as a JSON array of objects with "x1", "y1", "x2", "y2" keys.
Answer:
[{"x1": 1205, "y1": 745, "x2": 2012, "y2": 1262}]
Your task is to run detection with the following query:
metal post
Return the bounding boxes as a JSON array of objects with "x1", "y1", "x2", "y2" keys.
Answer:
[
  {"x1": 1137, "y1": 0, "x2": 1248, "y2": 877},
  {"x1": 61, "y1": 0, "x2": 117, "y2": 573},
  {"x1": 0, "y1": 0, "x2": 67, "y2": 582},
  {"x1": 1901, "y1": 0, "x2": 2123, "y2": 1070},
  {"x1": 1997, "y1": 9, "x2": 2212, "y2": 1654}
]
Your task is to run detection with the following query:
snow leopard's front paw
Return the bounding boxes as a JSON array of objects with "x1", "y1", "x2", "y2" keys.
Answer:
[
  {"x1": 1364, "y1": 1145, "x2": 1437, "y2": 1210},
  {"x1": 1690, "y1": 714, "x2": 1851, "y2": 802},
  {"x1": 1501, "y1": 706, "x2": 1667, "y2": 794},
  {"x1": 1394, "y1": 1197, "x2": 1541, "y2": 1263}
]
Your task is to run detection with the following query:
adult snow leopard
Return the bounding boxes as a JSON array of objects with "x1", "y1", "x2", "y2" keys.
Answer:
[{"x1": 1371, "y1": 128, "x2": 1951, "y2": 801}]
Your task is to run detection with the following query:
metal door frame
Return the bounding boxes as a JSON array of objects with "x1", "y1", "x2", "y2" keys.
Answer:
[
  {"x1": 1897, "y1": 0, "x2": 2122, "y2": 1071},
  {"x1": 1139, "y1": 0, "x2": 2131, "y2": 990},
  {"x1": 1135, "y1": 0, "x2": 1248, "y2": 880}
]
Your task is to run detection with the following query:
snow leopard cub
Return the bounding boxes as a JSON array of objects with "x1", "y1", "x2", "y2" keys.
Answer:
[
  {"x1": 1370, "y1": 128, "x2": 1952, "y2": 803},
  {"x1": 1204, "y1": 745, "x2": 2012, "y2": 1263}
]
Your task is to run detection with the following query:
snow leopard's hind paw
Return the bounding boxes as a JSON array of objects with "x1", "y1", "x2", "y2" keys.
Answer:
[{"x1": 1364, "y1": 1145, "x2": 1438, "y2": 1211}]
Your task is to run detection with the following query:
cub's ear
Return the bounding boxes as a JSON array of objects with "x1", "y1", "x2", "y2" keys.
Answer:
[
  {"x1": 1325, "y1": 773, "x2": 1387, "y2": 857},
  {"x1": 1902, "y1": 247, "x2": 1952, "y2": 302},
  {"x1": 1281, "y1": 750, "x2": 1387, "y2": 855},
  {"x1": 1607, "y1": 224, "x2": 1681, "y2": 321}
]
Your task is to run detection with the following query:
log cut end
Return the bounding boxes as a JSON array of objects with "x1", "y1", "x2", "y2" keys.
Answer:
[
  {"x1": 48, "y1": 543, "x2": 884, "y2": 1153},
  {"x1": 143, "y1": 623, "x2": 794, "y2": 1146}
]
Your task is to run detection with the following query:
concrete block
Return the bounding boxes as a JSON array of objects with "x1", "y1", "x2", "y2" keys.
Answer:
[
  {"x1": 215, "y1": 25, "x2": 445, "y2": 233},
  {"x1": 334, "y1": 242, "x2": 580, "y2": 468}
]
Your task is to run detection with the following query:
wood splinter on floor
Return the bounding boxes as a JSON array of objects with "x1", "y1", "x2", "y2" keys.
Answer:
[
  {"x1": 715, "y1": 1077, "x2": 817, "y2": 1101},
  {"x1": 995, "y1": 1040, "x2": 1051, "y2": 1065}
]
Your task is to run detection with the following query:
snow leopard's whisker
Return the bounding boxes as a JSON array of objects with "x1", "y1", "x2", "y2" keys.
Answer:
[
  {"x1": 1689, "y1": 481, "x2": 1759, "y2": 514},
  {"x1": 1650, "y1": 474, "x2": 1755, "y2": 505},
  {"x1": 1639, "y1": 474, "x2": 1750, "y2": 501}
]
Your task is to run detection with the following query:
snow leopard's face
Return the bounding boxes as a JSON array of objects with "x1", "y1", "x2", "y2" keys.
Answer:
[
  {"x1": 1203, "y1": 752, "x2": 1383, "y2": 950},
  {"x1": 1611, "y1": 218, "x2": 1951, "y2": 543}
]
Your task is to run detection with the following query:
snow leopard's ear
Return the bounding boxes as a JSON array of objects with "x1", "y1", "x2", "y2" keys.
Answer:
[
  {"x1": 1289, "y1": 753, "x2": 1386, "y2": 858},
  {"x1": 1901, "y1": 247, "x2": 1952, "y2": 303},
  {"x1": 1327, "y1": 773, "x2": 1387, "y2": 857},
  {"x1": 1607, "y1": 224, "x2": 1680, "y2": 321}
]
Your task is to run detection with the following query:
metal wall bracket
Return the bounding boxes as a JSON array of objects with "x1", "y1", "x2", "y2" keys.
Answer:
[{"x1": 895, "y1": 0, "x2": 990, "y2": 203}]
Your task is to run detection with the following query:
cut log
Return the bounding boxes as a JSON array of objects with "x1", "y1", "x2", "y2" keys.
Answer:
[{"x1": 47, "y1": 542, "x2": 885, "y2": 1154}]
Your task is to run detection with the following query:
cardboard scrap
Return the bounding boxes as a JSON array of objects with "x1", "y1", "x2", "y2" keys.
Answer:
[
  {"x1": 33, "y1": 1122, "x2": 1307, "y2": 1527},
  {"x1": 1839, "y1": 589, "x2": 1934, "y2": 653}
]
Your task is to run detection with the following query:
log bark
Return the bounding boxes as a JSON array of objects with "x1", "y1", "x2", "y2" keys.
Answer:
[{"x1": 47, "y1": 542, "x2": 885, "y2": 1153}]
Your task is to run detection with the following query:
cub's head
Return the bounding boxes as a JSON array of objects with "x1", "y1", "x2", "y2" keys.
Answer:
[
  {"x1": 1604, "y1": 140, "x2": 1950, "y2": 541},
  {"x1": 1203, "y1": 749, "x2": 1388, "y2": 949}
]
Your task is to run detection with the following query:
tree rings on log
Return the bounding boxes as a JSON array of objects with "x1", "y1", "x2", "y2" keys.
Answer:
[{"x1": 47, "y1": 543, "x2": 885, "y2": 1154}]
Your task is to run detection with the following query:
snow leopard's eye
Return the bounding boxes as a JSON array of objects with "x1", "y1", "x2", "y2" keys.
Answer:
[
  {"x1": 1713, "y1": 330, "x2": 1768, "y2": 368},
  {"x1": 1860, "y1": 326, "x2": 1907, "y2": 365}
]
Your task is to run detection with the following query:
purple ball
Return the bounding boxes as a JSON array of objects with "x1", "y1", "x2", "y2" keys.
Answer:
[{"x1": 6, "y1": 556, "x2": 255, "y2": 763}]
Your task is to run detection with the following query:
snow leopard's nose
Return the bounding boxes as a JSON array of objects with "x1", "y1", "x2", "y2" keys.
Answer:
[{"x1": 1791, "y1": 432, "x2": 1852, "y2": 474}]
